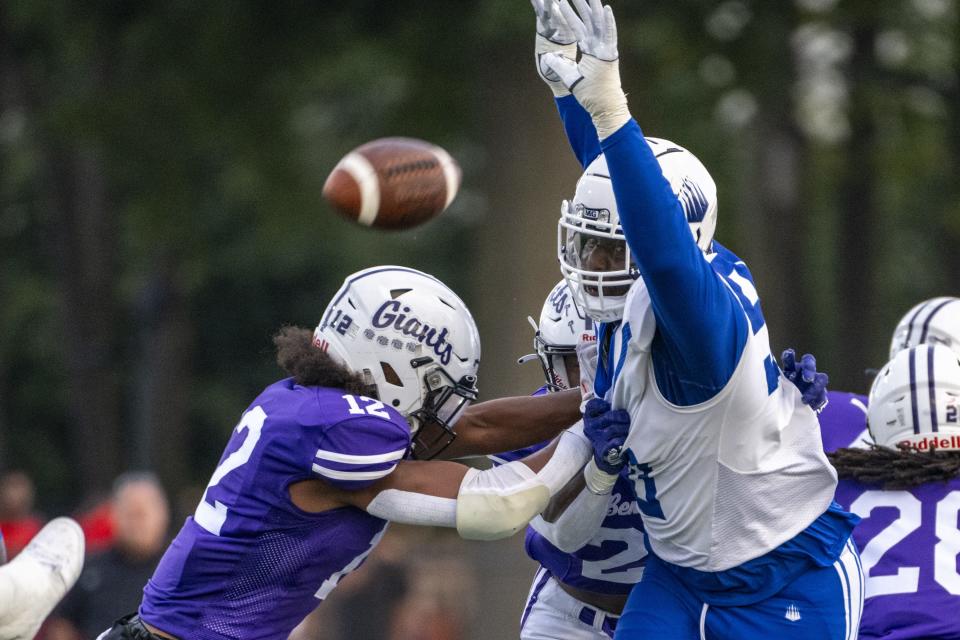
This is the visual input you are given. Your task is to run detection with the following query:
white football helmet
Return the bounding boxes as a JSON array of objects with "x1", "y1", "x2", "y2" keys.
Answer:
[
  {"x1": 519, "y1": 280, "x2": 594, "y2": 392},
  {"x1": 314, "y1": 266, "x2": 481, "y2": 458},
  {"x1": 868, "y1": 344, "x2": 960, "y2": 451},
  {"x1": 889, "y1": 297, "x2": 960, "y2": 360},
  {"x1": 558, "y1": 139, "x2": 718, "y2": 322}
]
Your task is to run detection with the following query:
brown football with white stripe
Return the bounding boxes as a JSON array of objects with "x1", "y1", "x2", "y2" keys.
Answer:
[{"x1": 322, "y1": 137, "x2": 461, "y2": 230}]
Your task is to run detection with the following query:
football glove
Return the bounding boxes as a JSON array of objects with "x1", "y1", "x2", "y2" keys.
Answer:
[
  {"x1": 532, "y1": 0, "x2": 578, "y2": 97},
  {"x1": 540, "y1": 0, "x2": 631, "y2": 139},
  {"x1": 782, "y1": 348, "x2": 830, "y2": 413},
  {"x1": 576, "y1": 336, "x2": 598, "y2": 404},
  {"x1": 582, "y1": 398, "x2": 629, "y2": 475}
]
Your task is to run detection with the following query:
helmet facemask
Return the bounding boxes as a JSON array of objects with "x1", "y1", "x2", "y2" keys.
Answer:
[
  {"x1": 518, "y1": 280, "x2": 593, "y2": 393},
  {"x1": 407, "y1": 357, "x2": 478, "y2": 459},
  {"x1": 558, "y1": 199, "x2": 638, "y2": 323},
  {"x1": 519, "y1": 330, "x2": 579, "y2": 393}
]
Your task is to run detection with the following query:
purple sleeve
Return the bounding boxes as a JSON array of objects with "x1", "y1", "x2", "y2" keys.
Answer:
[
  {"x1": 311, "y1": 417, "x2": 411, "y2": 490},
  {"x1": 818, "y1": 391, "x2": 870, "y2": 453}
]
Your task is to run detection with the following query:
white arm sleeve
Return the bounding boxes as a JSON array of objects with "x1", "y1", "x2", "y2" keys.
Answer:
[
  {"x1": 529, "y1": 464, "x2": 611, "y2": 552},
  {"x1": 367, "y1": 426, "x2": 592, "y2": 540},
  {"x1": 366, "y1": 489, "x2": 457, "y2": 527},
  {"x1": 455, "y1": 461, "x2": 550, "y2": 540},
  {"x1": 535, "y1": 424, "x2": 592, "y2": 494}
]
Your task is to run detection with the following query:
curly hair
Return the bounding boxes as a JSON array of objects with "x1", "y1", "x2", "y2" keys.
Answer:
[
  {"x1": 828, "y1": 443, "x2": 960, "y2": 489},
  {"x1": 273, "y1": 326, "x2": 370, "y2": 396}
]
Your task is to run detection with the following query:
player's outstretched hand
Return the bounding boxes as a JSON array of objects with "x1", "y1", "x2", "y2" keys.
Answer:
[
  {"x1": 530, "y1": 0, "x2": 577, "y2": 98},
  {"x1": 540, "y1": 0, "x2": 630, "y2": 139},
  {"x1": 532, "y1": 0, "x2": 577, "y2": 97},
  {"x1": 782, "y1": 348, "x2": 829, "y2": 413},
  {"x1": 583, "y1": 398, "x2": 630, "y2": 474}
]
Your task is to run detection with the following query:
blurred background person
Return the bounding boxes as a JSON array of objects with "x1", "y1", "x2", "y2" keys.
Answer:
[
  {"x1": 388, "y1": 551, "x2": 479, "y2": 640},
  {"x1": 0, "y1": 470, "x2": 44, "y2": 559},
  {"x1": 47, "y1": 472, "x2": 170, "y2": 640}
]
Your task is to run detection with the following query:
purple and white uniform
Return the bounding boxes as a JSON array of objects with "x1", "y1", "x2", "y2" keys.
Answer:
[
  {"x1": 823, "y1": 390, "x2": 960, "y2": 639},
  {"x1": 834, "y1": 478, "x2": 960, "y2": 639},
  {"x1": 140, "y1": 379, "x2": 410, "y2": 640},
  {"x1": 819, "y1": 390, "x2": 870, "y2": 453},
  {"x1": 491, "y1": 391, "x2": 646, "y2": 639}
]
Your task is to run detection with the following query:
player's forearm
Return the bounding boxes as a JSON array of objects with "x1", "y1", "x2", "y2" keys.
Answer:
[
  {"x1": 602, "y1": 120, "x2": 745, "y2": 385},
  {"x1": 602, "y1": 120, "x2": 703, "y2": 276},
  {"x1": 361, "y1": 430, "x2": 591, "y2": 539},
  {"x1": 557, "y1": 95, "x2": 602, "y2": 170},
  {"x1": 440, "y1": 389, "x2": 581, "y2": 460},
  {"x1": 529, "y1": 468, "x2": 611, "y2": 553}
]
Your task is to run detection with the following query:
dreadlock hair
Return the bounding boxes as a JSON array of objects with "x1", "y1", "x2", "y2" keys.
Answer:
[
  {"x1": 273, "y1": 326, "x2": 369, "y2": 396},
  {"x1": 828, "y1": 443, "x2": 960, "y2": 489}
]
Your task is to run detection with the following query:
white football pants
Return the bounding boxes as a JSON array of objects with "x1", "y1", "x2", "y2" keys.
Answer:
[{"x1": 519, "y1": 567, "x2": 621, "y2": 640}]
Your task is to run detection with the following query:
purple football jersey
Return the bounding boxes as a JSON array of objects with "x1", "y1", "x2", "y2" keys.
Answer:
[
  {"x1": 491, "y1": 388, "x2": 647, "y2": 595},
  {"x1": 524, "y1": 471, "x2": 647, "y2": 594},
  {"x1": 819, "y1": 390, "x2": 870, "y2": 453},
  {"x1": 140, "y1": 379, "x2": 411, "y2": 640},
  {"x1": 834, "y1": 477, "x2": 960, "y2": 639}
]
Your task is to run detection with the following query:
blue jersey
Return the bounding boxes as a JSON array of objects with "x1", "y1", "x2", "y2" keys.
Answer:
[
  {"x1": 819, "y1": 390, "x2": 870, "y2": 453},
  {"x1": 141, "y1": 379, "x2": 411, "y2": 640},
  {"x1": 491, "y1": 388, "x2": 647, "y2": 594}
]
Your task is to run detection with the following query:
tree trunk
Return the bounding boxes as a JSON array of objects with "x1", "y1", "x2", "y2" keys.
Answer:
[
  {"x1": 834, "y1": 22, "x2": 880, "y2": 391},
  {"x1": 736, "y1": 3, "x2": 811, "y2": 359},
  {"x1": 50, "y1": 142, "x2": 123, "y2": 493},
  {"x1": 472, "y1": 40, "x2": 581, "y2": 400},
  {"x1": 131, "y1": 261, "x2": 194, "y2": 496}
]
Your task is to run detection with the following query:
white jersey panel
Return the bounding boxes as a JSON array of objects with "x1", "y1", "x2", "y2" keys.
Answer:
[{"x1": 608, "y1": 277, "x2": 837, "y2": 572}]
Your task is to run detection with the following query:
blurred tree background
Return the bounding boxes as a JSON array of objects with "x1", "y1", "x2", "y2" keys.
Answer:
[{"x1": 0, "y1": 0, "x2": 958, "y2": 626}]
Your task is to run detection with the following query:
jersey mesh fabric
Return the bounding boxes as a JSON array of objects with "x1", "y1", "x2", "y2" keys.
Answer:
[
  {"x1": 141, "y1": 381, "x2": 408, "y2": 640},
  {"x1": 835, "y1": 476, "x2": 960, "y2": 639}
]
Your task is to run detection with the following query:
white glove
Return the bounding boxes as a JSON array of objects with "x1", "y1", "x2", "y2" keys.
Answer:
[
  {"x1": 531, "y1": 0, "x2": 578, "y2": 97},
  {"x1": 541, "y1": 0, "x2": 631, "y2": 139},
  {"x1": 576, "y1": 336, "x2": 598, "y2": 407}
]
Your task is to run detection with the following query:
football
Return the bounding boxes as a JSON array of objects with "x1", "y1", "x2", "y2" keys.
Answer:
[{"x1": 322, "y1": 137, "x2": 461, "y2": 230}]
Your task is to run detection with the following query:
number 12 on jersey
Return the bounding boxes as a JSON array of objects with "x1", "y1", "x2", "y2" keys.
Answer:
[{"x1": 195, "y1": 406, "x2": 268, "y2": 536}]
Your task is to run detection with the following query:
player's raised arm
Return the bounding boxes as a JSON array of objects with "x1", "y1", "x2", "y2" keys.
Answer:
[
  {"x1": 531, "y1": 0, "x2": 602, "y2": 168},
  {"x1": 544, "y1": 0, "x2": 746, "y2": 398}
]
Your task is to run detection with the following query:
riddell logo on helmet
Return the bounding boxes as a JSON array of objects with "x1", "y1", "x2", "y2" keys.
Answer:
[
  {"x1": 371, "y1": 300, "x2": 453, "y2": 365},
  {"x1": 899, "y1": 435, "x2": 960, "y2": 451}
]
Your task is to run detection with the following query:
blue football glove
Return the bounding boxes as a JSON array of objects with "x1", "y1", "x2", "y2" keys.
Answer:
[
  {"x1": 583, "y1": 398, "x2": 630, "y2": 474},
  {"x1": 782, "y1": 349, "x2": 829, "y2": 413}
]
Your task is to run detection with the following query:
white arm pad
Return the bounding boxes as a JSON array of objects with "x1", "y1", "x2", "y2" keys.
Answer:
[
  {"x1": 529, "y1": 471, "x2": 611, "y2": 552},
  {"x1": 367, "y1": 428, "x2": 592, "y2": 540},
  {"x1": 535, "y1": 426, "x2": 592, "y2": 495},
  {"x1": 366, "y1": 489, "x2": 457, "y2": 527},
  {"x1": 455, "y1": 461, "x2": 550, "y2": 541}
]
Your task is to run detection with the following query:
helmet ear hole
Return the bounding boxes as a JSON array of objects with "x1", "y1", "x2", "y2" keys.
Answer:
[{"x1": 380, "y1": 362, "x2": 403, "y2": 386}]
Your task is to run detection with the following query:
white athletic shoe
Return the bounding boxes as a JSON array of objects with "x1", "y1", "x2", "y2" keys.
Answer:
[{"x1": 0, "y1": 517, "x2": 85, "y2": 640}]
